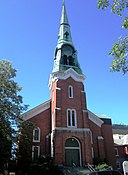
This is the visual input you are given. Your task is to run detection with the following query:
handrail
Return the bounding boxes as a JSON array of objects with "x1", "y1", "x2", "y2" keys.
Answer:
[{"x1": 87, "y1": 163, "x2": 95, "y2": 172}]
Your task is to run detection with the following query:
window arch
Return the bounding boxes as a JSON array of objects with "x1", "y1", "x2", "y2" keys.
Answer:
[
  {"x1": 63, "y1": 55, "x2": 68, "y2": 65},
  {"x1": 68, "y1": 85, "x2": 73, "y2": 98},
  {"x1": 32, "y1": 146, "x2": 40, "y2": 160},
  {"x1": 67, "y1": 109, "x2": 77, "y2": 127},
  {"x1": 33, "y1": 127, "x2": 40, "y2": 142},
  {"x1": 68, "y1": 56, "x2": 74, "y2": 66},
  {"x1": 65, "y1": 137, "x2": 82, "y2": 166},
  {"x1": 65, "y1": 138, "x2": 79, "y2": 147}
]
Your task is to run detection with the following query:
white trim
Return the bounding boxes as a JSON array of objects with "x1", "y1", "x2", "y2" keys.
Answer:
[
  {"x1": 65, "y1": 147, "x2": 80, "y2": 149},
  {"x1": 55, "y1": 127, "x2": 91, "y2": 132},
  {"x1": 49, "y1": 68, "x2": 85, "y2": 90},
  {"x1": 52, "y1": 113, "x2": 54, "y2": 131},
  {"x1": 51, "y1": 131, "x2": 54, "y2": 157},
  {"x1": 56, "y1": 87, "x2": 61, "y2": 90},
  {"x1": 88, "y1": 110, "x2": 104, "y2": 127},
  {"x1": 33, "y1": 127, "x2": 40, "y2": 142},
  {"x1": 55, "y1": 107, "x2": 61, "y2": 110},
  {"x1": 22, "y1": 100, "x2": 50, "y2": 121},
  {"x1": 68, "y1": 85, "x2": 73, "y2": 98},
  {"x1": 32, "y1": 146, "x2": 40, "y2": 159},
  {"x1": 52, "y1": 89, "x2": 54, "y2": 104},
  {"x1": 67, "y1": 109, "x2": 77, "y2": 127},
  {"x1": 65, "y1": 137, "x2": 82, "y2": 166}
]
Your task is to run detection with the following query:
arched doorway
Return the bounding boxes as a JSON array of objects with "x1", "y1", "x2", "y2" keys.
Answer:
[{"x1": 65, "y1": 137, "x2": 81, "y2": 166}]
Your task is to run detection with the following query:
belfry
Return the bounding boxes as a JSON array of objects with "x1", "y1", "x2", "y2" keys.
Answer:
[{"x1": 23, "y1": 0, "x2": 115, "y2": 168}]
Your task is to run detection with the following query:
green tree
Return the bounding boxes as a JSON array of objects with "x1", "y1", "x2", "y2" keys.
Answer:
[
  {"x1": 28, "y1": 156, "x2": 63, "y2": 175},
  {"x1": 98, "y1": 0, "x2": 128, "y2": 74},
  {"x1": 0, "y1": 60, "x2": 27, "y2": 173},
  {"x1": 17, "y1": 121, "x2": 35, "y2": 174}
]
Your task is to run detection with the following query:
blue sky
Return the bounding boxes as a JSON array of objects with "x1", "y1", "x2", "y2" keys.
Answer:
[{"x1": 0, "y1": 0, "x2": 127, "y2": 124}]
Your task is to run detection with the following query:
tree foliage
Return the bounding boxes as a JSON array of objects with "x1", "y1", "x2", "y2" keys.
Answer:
[
  {"x1": 27, "y1": 156, "x2": 63, "y2": 175},
  {"x1": 0, "y1": 60, "x2": 28, "y2": 173},
  {"x1": 95, "y1": 163, "x2": 112, "y2": 171},
  {"x1": 98, "y1": 0, "x2": 128, "y2": 74},
  {"x1": 0, "y1": 121, "x2": 12, "y2": 172},
  {"x1": 17, "y1": 122, "x2": 62, "y2": 175},
  {"x1": 17, "y1": 121, "x2": 35, "y2": 174}
]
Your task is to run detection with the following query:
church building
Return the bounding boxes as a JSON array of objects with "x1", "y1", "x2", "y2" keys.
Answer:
[{"x1": 23, "y1": 1, "x2": 115, "y2": 168}]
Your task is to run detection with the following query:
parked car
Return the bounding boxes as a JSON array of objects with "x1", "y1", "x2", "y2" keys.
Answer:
[{"x1": 88, "y1": 170, "x2": 123, "y2": 175}]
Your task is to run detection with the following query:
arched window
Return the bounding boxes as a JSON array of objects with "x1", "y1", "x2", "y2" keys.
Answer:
[
  {"x1": 115, "y1": 148, "x2": 119, "y2": 156},
  {"x1": 33, "y1": 127, "x2": 40, "y2": 142},
  {"x1": 68, "y1": 56, "x2": 74, "y2": 66},
  {"x1": 67, "y1": 109, "x2": 77, "y2": 127},
  {"x1": 63, "y1": 55, "x2": 68, "y2": 65},
  {"x1": 68, "y1": 85, "x2": 73, "y2": 98},
  {"x1": 32, "y1": 146, "x2": 40, "y2": 160},
  {"x1": 65, "y1": 137, "x2": 81, "y2": 166},
  {"x1": 65, "y1": 138, "x2": 79, "y2": 147}
]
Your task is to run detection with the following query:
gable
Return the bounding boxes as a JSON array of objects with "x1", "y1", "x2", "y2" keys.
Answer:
[{"x1": 22, "y1": 100, "x2": 50, "y2": 121}]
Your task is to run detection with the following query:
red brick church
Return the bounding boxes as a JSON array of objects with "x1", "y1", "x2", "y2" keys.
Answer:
[{"x1": 23, "y1": 1, "x2": 115, "y2": 168}]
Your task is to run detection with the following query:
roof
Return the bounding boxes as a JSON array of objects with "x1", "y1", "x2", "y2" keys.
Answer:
[
  {"x1": 113, "y1": 134, "x2": 128, "y2": 145},
  {"x1": 22, "y1": 100, "x2": 50, "y2": 121},
  {"x1": 112, "y1": 124, "x2": 128, "y2": 145},
  {"x1": 113, "y1": 124, "x2": 128, "y2": 134}
]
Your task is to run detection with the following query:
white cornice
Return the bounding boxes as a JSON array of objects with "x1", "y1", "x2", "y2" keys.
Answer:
[
  {"x1": 22, "y1": 100, "x2": 50, "y2": 121},
  {"x1": 54, "y1": 127, "x2": 90, "y2": 132},
  {"x1": 88, "y1": 110, "x2": 104, "y2": 127},
  {"x1": 49, "y1": 68, "x2": 86, "y2": 90}
]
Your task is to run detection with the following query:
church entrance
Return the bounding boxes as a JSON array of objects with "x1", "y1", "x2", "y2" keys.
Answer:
[{"x1": 65, "y1": 137, "x2": 81, "y2": 166}]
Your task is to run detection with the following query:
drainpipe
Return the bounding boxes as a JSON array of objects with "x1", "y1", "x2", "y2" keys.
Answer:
[{"x1": 45, "y1": 133, "x2": 51, "y2": 155}]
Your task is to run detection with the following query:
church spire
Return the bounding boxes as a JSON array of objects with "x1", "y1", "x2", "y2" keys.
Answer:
[
  {"x1": 52, "y1": 0, "x2": 83, "y2": 75},
  {"x1": 58, "y1": 0, "x2": 73, "y2": 46},
  {"x1": 61, "y1": 0, "x2": 68, "y2": 24}
]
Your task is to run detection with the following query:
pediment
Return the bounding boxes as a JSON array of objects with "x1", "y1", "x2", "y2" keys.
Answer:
[{"x1": 49, "y1": 68, "x2": 85, "y2": 89}]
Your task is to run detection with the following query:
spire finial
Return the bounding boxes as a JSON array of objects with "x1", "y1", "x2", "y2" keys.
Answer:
[
  {"x1": 60, "y1": 0, "x2": 68, "y2": 25},
  {"x1": 62, "y1": 0, "x2": 65, "y2": 5}
]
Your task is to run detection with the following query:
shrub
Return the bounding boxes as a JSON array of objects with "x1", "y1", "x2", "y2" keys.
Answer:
[
  {"x1": 27, "y1": 155, "x2": 63, "y2": 175},
  {"x1": 95, "y1": 163, "x2": 112, "y2": 171}
]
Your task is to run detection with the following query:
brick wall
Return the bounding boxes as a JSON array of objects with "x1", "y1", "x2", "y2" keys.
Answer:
[
  {"x1": 53, "y1": 129, "x2": 93, "y2": 166},
  {"x1": 28, "y1": 108, "x2": 51, "y2": 155},
  {"x1": 101, "y1": 122, "x2": 116, "y2": 168},
  {"x1": 51, "y1": 77, "x2": 89, "y2": 128},
  {"x1": 50, "y1": 77, "x2": 94, "y2": 165}
]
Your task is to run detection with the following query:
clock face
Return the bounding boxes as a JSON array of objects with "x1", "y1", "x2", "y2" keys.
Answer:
[{"x1": 62, "y1": 45, "x2": 73, "y2": 57}]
